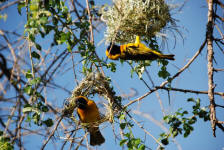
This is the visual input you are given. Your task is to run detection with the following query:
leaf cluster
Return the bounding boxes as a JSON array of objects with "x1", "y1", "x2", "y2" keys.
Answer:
[
  {"x1": 159, "y1": 98, "x2": 210, "y2": 145},
  {"x1": 23, "y1": 102, "x2": 53, "y2": 127},
  {"x1": 0, "y1": 131, "x2": 13, "y2": 150},
  {"x1": 119, "y1": 113, "x2": 146, "y2": 150}
]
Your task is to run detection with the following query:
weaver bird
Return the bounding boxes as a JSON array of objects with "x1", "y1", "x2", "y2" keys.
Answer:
[
  {"x1": 75, "y1": 96, "x2": 105, "y2": 146},
  {"x1": 106, "y1": 36, "x2": 175, "y2": 61}
]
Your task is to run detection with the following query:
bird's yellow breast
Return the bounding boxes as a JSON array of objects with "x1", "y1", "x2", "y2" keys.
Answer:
[{"x1": 77, "y1": 100, "x2": 100, "y2": 123}]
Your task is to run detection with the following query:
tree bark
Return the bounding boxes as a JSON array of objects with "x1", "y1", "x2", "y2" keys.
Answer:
[{"x1": 207, "y1": 0, "x2": 216, "y2": 137}]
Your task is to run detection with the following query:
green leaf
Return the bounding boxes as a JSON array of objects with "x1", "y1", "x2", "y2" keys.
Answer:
[
  {"x1": 159, "y1": 147, "x2": 165, "y2": 150},
  {"x1": 172, "y1": 130, "x2": 178, "y2": 137},
  {"x1": 39, "y1": 16, "x2": 48, "y2": 25},
  {"x1": 58, "y1": 32, "x2": 71, "y2": 44},
  {"x1": 134, "y1": 138, "x2": 141, "y2": 146},
  {"x1": 177, "y1": 108, "x2": 183, "y2": 111},
  {"x1": 107, "y1": 62, "x2": 117, "y2": 72},
  {"x1": 43, "y1": 118, "x2": 54, "y2": 127},
  {"x1": 188, "y1": 117, "x2": 197, "y2": 124},
  {"x1": 0, "y1": 14, "x2": 7, "y2": 21},
  {"x1": 119, "y1": 114, "x2": 125, "y2": 120},
  {"x1": 41, "y1": 105, "x2": 49, "y2": 112},
  {"x1": 0, "y1": 140, "x2": 14, "y2": 150},
  {"x1": 124, "y1": 133, "x2": 130, "y2": 138},
  {"x1": 24, "y1": 85, "x2": 33, "y2": 95},
  {"x1": 25, "y1": 115, "x2": 32, "y2": 124},
  {"x1": 30, "y1": 77, "x2": 40, "y2": 85},
  {"x1": 192, "y1": 109, "x2": 199, "y2": 115},
  {"x1": 176, "y1": 111, "x2": 182, "y2": 116},
  {"x1": 45, "y1": 25, "x2": 54, "y2": 34},
  {"x1": 163, "y1": 115, "x2": 169, "y2": 121},
  {"x1": 120, "y1": 139, "x2": 127, "y2": 146},
  {"x1": 67, "y1": 44, "x2": 72, "y2": 52},
  {"x1": 159, "y1": 132, "x2": 166, "y2": 137},
  {"x1": 120, "y1": 123, "x2": 126, "y2": 130},
  {"x1": 35, "y1": 43, "x2": 42, "y2": 51},
  {"x1": 127, "y1": 140, "x2": 133, "y2": 148},
  {"x1": 187, "y1": 98, "x2": 195, "y2": 102},
  {"x1": 161, "y1": 138, "x2": 169, "y2": 145},
  {"x1": 17, "y1": 2, "x2": 25, "y2": 15},
  {"x1": 183, "y1": 130, "x2": 190, "y2": 138},
  {"x1": 25, "y1": 70, "x2": 33, "y2": 78},
  {"x1": 138, "y1": 144, "x2": 145, "y2": 150},
  {"x1": 30, "y1": 4, "x2": 39, "y2": 11},
  {"x1": 183, "y1": 111, "x2": 188, "y2": 115},
  {"x1": 30, "y1": 77, "x2": 41, "y2": 85},
  {"x1": 196, "y1": 99, "x2": 200, "y2": 107},
  {"x1": 31, "y1": 51, "x2": 40, "y2": 59},
  {"x1": 158, "y1": 68, "x2": 170, "y2": 79},
  {"x1": 22, "y1": 107, "x2": 41, "y2": 115},
  {"x1": 161, "y1": 60, "x2": 168, "y2": 66},
  {"x1": 32, "y1": 113, "x2": 41, "y2": 125}
]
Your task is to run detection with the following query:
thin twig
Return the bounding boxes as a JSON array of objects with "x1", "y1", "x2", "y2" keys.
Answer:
[
  {"x1": 214, "y1": 0, "x2": 224, "y2": 8},
  {"x1": 41, "y1": 116, "x2": 63, "y2": 150},
  {"x1": 214, "y1": 24, "x2": 224, "y2": 39},
  {"x1": 156, "y1": 86, "x2": 224, "y2": 97},
  {"x1": 214, "y1": 68, "x2": 224, "y2": 72},
  {"x1": 85, "y1": 0, "x2": 105, "y2": 76},
  {"x1": 160, "y1": 38, "x2": 207, "y2": 87},
  {"x1": 214, "y1": 40, "x2": 224, "y2": 55},
  {"x1": 145, "y1": 69, "x2": 166, "y2": 116},
  {"x1": 128, "y1": 113, "x2": 164, "y2": 147},
  {"x1": 0, "y1": 0, "x2": 21, "y2": 11},
  {"x1": 216, "y1": 120, "x2": 224, "y2": 124}
]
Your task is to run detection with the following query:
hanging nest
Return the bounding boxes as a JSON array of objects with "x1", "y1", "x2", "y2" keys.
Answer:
[
  {"x1": 63, "y1": 72, "x2": 122, "y2": 125},
  {"x1": 101, "y1": 0, "x2": 177, "y2": 44}
]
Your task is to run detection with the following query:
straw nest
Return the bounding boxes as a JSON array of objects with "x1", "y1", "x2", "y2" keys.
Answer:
[
  {"x1": 101, "y1": 0, "x2": 175, "y2": 44},
  {"x1": 63, "y1": 72, "x2": 122, "y2": 126}
]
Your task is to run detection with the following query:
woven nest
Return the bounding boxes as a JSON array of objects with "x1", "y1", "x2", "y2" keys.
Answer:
[
  {"x1": 63, "y1": 72, "x2": 122, "y2": 126},
  {"x1": 101, "y1": 0, "x2": 175, "y2": 44}
]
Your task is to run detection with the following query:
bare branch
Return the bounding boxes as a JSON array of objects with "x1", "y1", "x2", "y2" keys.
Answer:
[
  {"x1": 0, "y1": 0, "x2": 21, "y2": 11},
  {"x1": 213, "y1": 68, "x2": 224, "y2": 72},
  {"x1": 41, "y1": 116, "x2": 63, "y2": 150},
  {"x1": 207, "y1": 0, "x2": 217, "y2": 137},
  {"x1": 128, "y1": 113, "x2": 164, "y2": 147},
  {"x1": 214, "y1": 0, "x2": 224, "y2": 8},
  {"x1": 156, "y1": 86, "x2": 224, "y2": 97}
]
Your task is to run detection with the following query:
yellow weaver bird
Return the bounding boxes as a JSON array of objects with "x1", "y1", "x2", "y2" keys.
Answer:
[
  {"x1": 106, "y1": 36, "x2": 175, "y2": 61},
  {"x1": 75, "y1": 96, "x2": 105, "y2": 146}
]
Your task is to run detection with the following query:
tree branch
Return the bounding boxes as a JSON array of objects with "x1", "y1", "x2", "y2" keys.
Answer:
[
  {"x1": 0, "y1": 0, "x2": 21, "y2": 11},
  {"x1": 155, "y1": 86, "x2": 224, "y2": 97},
  {"x1": 125, "y1": 39, "x2": 207, "y2": 107},
  {"x1": 214, "y1": 0, "x2": 224, "y2": 8},
  {"x1": 41, "y1": 116, "x2": 63, "y2": 150},
  {"x1": 207, "y1": 0, "x2": 217, "y2": 137}
]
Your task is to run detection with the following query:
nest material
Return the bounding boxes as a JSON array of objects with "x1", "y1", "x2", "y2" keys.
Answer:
[
  {"x1": 63, "y1": 72, "x2": 121, "y2": 124},
  {"x1": 101, "y1": 0, "x2": 174, "y2": 44}
]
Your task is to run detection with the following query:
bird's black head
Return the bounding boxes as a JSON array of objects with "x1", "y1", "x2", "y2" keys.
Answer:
[
  {"x1": 107, "y1": 43, "x2": 121, "y2": 55},
  {"x1": 75, "y1": 96, "x2": 88, "y2": 109}
]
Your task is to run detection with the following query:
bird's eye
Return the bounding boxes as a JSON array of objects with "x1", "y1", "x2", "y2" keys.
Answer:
[{"x1": 63, "y1": 98, "x2": 70, "y2": 107}]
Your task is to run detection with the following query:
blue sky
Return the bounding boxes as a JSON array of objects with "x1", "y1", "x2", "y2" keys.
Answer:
[{"x1": 1, "y1": 0, "x2": 224, "y2": 150}]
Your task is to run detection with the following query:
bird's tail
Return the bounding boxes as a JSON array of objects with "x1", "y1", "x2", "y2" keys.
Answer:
[
  {"x1": 90, "y1": 129, "x2": 105, "y2": 146},
  {"x1": 160, "y1": 54, "x2": 175, "y2": 60}
]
